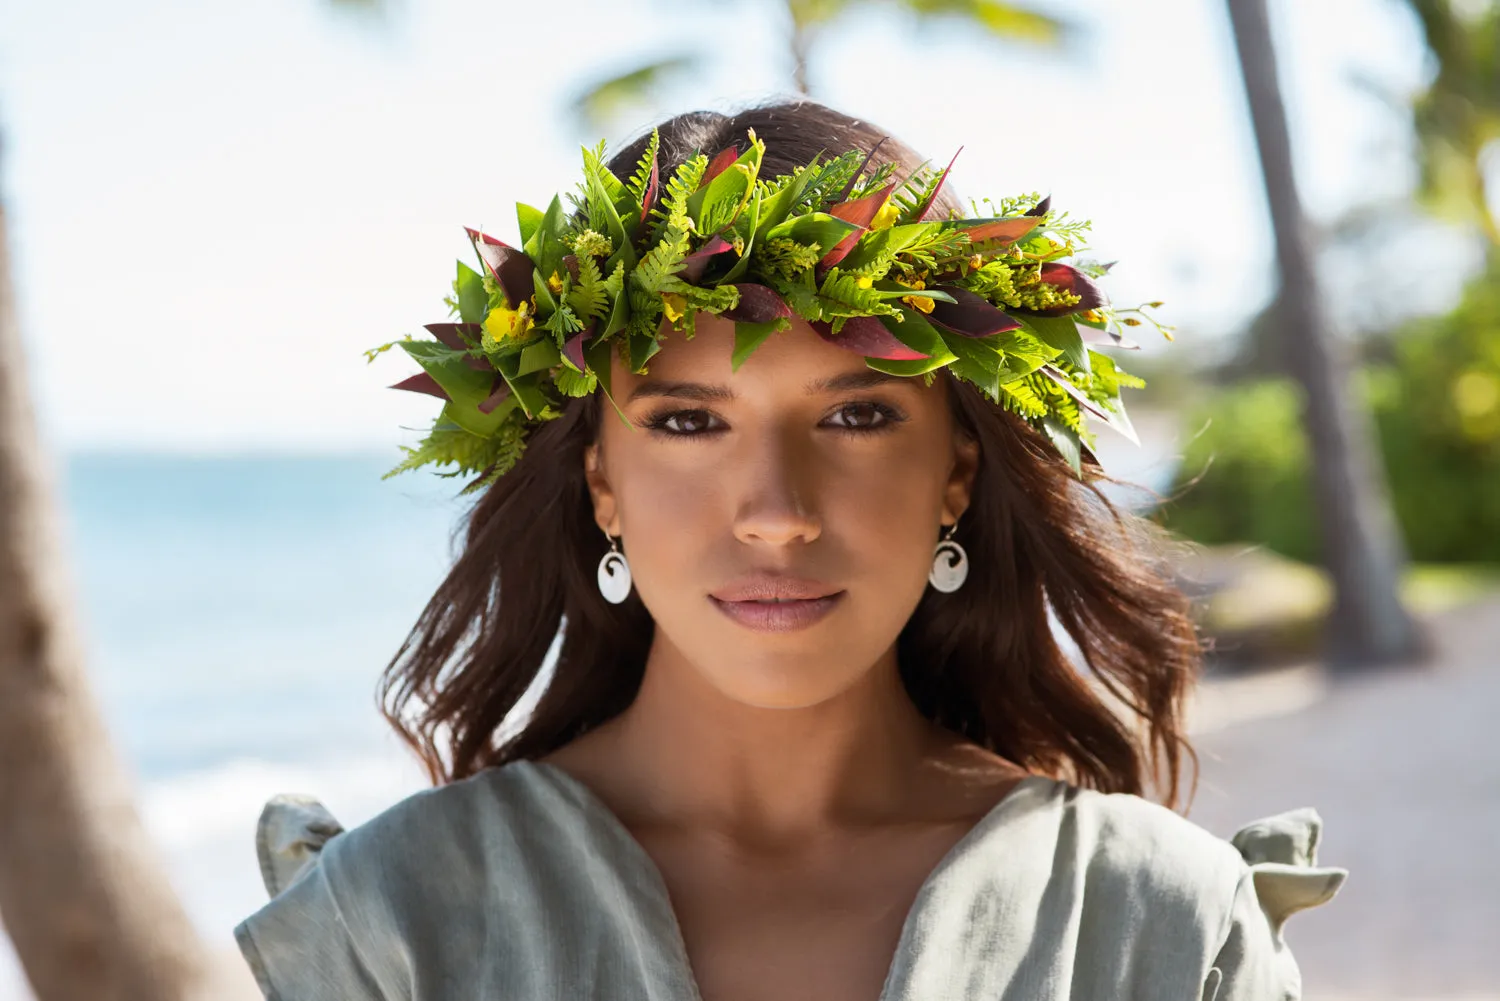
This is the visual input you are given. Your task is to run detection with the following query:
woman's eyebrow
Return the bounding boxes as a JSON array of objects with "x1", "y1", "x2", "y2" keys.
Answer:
[
  {"x1": 807, "y1": 370, "x2": 911, "y2": 394},
  {"x1": 626, "y1": 380, "x2": 735, "y2": 403}
]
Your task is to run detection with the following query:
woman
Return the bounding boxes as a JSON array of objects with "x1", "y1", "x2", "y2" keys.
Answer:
[{"x1": 236, "y1": 101, "x2": 1345, "y2": 1001}]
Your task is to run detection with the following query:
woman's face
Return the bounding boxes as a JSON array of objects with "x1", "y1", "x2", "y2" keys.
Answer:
[{"x1": 584, "y1": 313, "x2": 978, "y2": 709}]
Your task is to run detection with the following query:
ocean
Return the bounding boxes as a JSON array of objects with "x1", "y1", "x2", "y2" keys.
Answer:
[{"x1": 5, "y1": 453, "x2": 466, "y2": 990}]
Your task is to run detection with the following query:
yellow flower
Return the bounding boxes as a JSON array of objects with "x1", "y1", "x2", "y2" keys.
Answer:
[
  {"x1": 871, "y1": 198, "x2": 899, "y2": 231},
  {"x1": 903, "y1": 294, "x2": 936, "y2": 314},
  {"x1": 547, "y1": 269, "x2": 564, "y2": 294},
  {"x1": 856, "y1": 275, "x2": 873, "y2": 289},
  {"x1": 661, "y1": 292, "x2": 687, "y2": 323},
  {"x1": 483, "y1": 301, "x2": 532, "y2": 343},
  {"x1": 968, "y1": 254, "x2": 984, "y2": 271}
]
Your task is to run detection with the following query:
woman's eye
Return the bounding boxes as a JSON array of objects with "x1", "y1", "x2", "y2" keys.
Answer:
[
  {"x1": 648, "y1": 409, "x2": 721, "y2": 435},
  {"x1": 825, "y1": 402, "x2": 895, "y2": 431}
]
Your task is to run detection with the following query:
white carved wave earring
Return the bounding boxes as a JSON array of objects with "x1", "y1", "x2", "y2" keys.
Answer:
[
  {"x1": 597, "y1": 531, "x2": 633, "y2": 605},
  {"x1": 928, "y1": 523, "x2": 969, "y2": 593}
]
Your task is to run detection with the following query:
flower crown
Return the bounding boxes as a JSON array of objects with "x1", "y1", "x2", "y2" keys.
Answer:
[{"x1": 370, "y1": 128, "x2": 1170, "y2": 492}]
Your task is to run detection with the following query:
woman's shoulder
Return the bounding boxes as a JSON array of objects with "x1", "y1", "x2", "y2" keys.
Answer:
[
  {"x1": 252, "y1": 760, "x2": 578, "y2": 898},
  {"x1": 1026, "y1": 777, "x2": 1346, "y2": 936}
]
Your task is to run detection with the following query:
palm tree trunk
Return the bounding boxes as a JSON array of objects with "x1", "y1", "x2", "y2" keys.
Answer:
[
  {"x1": 1223, "y1": 0, "x2": 1429, "y2": 668},
  {"x1": 0, "y1": 154, "x2": 217, "y2": 999}
]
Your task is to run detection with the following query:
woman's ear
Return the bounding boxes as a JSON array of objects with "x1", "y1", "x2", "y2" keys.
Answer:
[
  {"x1": 942, "y1": 431, "x2": 980, "y2": 527},
  {"x1": 583, "y1": 442, "x2": 621, "y2": 536}
]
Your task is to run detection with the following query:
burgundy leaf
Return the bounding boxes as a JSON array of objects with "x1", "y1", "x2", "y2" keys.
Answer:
[
  {"x1": 1028, "y1": 262, "x2": 1108, "y2": 317},
  {"x1": 562, "y1": 329, "x2": 589, "y2": 372},
  {"x1": 960, "y1": 217, "x2": 1040, "y2": 246},
  {"x1": 819, "y1": 182, "x2": 896, "y2": 269},
  {"x1": 639, "y1": 152, "x2": 660, "y2": 229},
  {"x1": 680, "y1": 235, "x2": 735, "y2": 284},
  {"x1": 390, "y1": 372, "x2": 449, "y2": 401},
  {"x1": 424, "y1": 322, "x2": 480, "y2": 351},
  {"x1": 562, "y1": 254, "x2": 581, "y2": 281},
  {"x1": 481, "y1": 244, "x2": 537, "y2": 311},
  {"x1": 424, "y1": 323, "x2": 492, "y2": 371},
  {"x1": 927, "y1": 287, "x2": 1023, "y2": 337},
  {"x1": 834, "y1": 137, "x2": 890, "y2": 203},
  {"x1": 1025, "y1": 195, "x2": 1051, "y2": 217},
  {"x1": 811, "y1": 316, "x2": 928, "y2": 361},
  {"x1": 464, "y1": 227, "x2": 512, "y2": 250},
  {"x1": 477, "y1": 374, "x2": 512, "y2": 415},
  {"x1": 700, "y1": 145, "x2": 741, "y2": 189},
  {"x1": 723, "y1": 283, "x2": 792, "y2": 324},
  {"x1": 915, "y1": 146, "x2": 963, "y2": 222}
]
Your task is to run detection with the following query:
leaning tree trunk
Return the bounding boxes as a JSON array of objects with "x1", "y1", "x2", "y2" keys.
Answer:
[
  {"x1": 1223, "y1": 0, "x2": 1429, "y2": 667},
  {"x1": 0, "y1": 157, "x2": 217, "y2": 997}
]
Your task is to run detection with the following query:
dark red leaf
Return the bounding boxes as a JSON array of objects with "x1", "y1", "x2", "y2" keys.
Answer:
[
  {"x1": 723, "y1": 283, "x2": 792, "y2": 323},
  {"x1": 960, "y1": 218, "x2": 1040, "y2": 245},
  {"x1": 478, "y1": 244, "x2": 536, "y2": 311},
  {"x1": 915, "y1": 146, "x2": 963, "y2": 222},
  {"x1": 680, "y1": 235, "x2": 735, "y2": 284},
  {"x1": 1028, "y1": 262, "x2": 1107, "y2": 317},
  {"x1": 639, "y1": 152, "x2": 660, "y2": 229},
  {"x1": 927, "y1": 287, "x2": 1022, "y2": 337},
  {"x1": 829, "y1": 182, "x2": 896, "y2": 229},
  {"x1": 423, "y1": 322, "x2": 480, "y2": 351},
  {"x1": 464, "y1": 227, "x2": 512, "y2": 249},
  {"x1": 701, "y1": 145, "x2": 740, "y2": 189},
  {"x1": 563, "y1": 329, "x2": 589, "y2": 372},
  {"x1": 477, "y1": 374, "x2": 512, "y2": 415},
  {"x1": 818, "y1": 182, "x2": 895, "y2": 270},
  {"x1": 425, "y1": 322, "x2": 491, "y2": 371},
  {"x1": 811, "y1": 316, "x2": 928, "y2": 360},
  {"x1": 1025, "y1": 195, "x2": 1051, "y2": 217},
  {"x1": 390, "y1": 372, "x2": 449, "y2": 401},
  {"x1": 834, "y1": 137, "x2": 890, "y2": 203}
]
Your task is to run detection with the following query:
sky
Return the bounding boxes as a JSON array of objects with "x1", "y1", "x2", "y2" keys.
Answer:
[{"x1": 0, "y1": 0, "x2": 1442, "y2": 453}]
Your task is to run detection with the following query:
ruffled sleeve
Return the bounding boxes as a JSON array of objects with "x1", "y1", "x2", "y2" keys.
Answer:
[
  {"x1": 1205, "y1": 808, "x2": 1347, "y2": 1001},
  {"x1": 234, "y1": 795, "x2": 392, "y2": 1001}
]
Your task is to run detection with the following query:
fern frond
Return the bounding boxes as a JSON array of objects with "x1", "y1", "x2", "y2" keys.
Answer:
[
  {"x1": 625, "y1": 128, "x2": 660, "y2": 203},
  {"x1": 383, "y1": 420, "x2": 526, "y2": 486}
]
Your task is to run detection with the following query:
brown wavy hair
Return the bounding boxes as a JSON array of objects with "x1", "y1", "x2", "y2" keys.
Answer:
[{"x1": 379, "y1": 100, "x2": 1204, "y2": 808}]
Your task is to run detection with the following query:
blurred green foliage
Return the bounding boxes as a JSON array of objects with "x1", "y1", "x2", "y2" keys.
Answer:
[{"x1": 1160, "y1": 268, "x2": 1500, "y2": 563}]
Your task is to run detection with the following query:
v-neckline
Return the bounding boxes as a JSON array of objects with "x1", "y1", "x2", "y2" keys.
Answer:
[{"x1": 519, "y1": 759, "x2": 1053, "y2": 1001}]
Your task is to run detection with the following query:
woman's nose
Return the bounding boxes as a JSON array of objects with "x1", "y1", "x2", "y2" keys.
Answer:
[{"x1": 730, "y1": 425, "x2": 822, "y2": 547}]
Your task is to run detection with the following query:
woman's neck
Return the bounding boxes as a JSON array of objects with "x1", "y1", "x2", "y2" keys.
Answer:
[{"x1": 562, "y1": 634, "x2": 957, "y2": 842}]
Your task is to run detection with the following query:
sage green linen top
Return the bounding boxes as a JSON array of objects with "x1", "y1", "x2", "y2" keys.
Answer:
[{"x1": 234, "y1": 760, "x2": 1345, "y2": 1001}]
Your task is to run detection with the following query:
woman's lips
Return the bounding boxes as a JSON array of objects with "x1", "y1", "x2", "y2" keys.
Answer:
[{"x1": 708, "y1": 592, "x2": 845, "y2": 632}]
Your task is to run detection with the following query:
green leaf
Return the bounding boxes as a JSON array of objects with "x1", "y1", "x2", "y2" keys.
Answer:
[
  {"x1": 1042, "y1": 415, "x2": 1083, "y2": 476},
  {"x1": 865, "y1": 356, "x2": 956, "y2": 377},
  {"x1": 455, "y1": 261, "x2": 487, "y2": 324},
  {"x1": 629, "y1": 329, "x2": 661, "y2": 372},
  {"x1": 719, "y1": 188, "x2": 762, "y2": 284},
  {"x1": 399, "y1": 340, "x2": 507, "y2": 437},
  {"x1": 752, "y1": 166, "x2": 817, "y2": 249},
  {"x1": 731, "y1": 320, "x2": 782, "y2": 371},
  {"x1": 1020, "y1": 314, "x2": 1089, "y2": 374},
  {"x1": 583, "y1": 148, "x2": 631, "y2": 250},
  {"x1": 601, "y1": 284, "x2": 631, "y2": 338},
  {"x1": 689, "y1": 142, "x2": 762, "y2": 235},
  {"x1": 516, "y1": 202, "x2": 544, "y2": 247},
  {"x1": 522, "y1": 195, "x2": 568, "y2": 285},
  {"x1": 766, "y1": 212, "x2": 862, "y2": 258},
  {"x1": 517, "y1": 338, "x2": 561, "y2": 376},
  {"x1": 837, "y1": 222, "x2": 943, "y2": 271}
]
